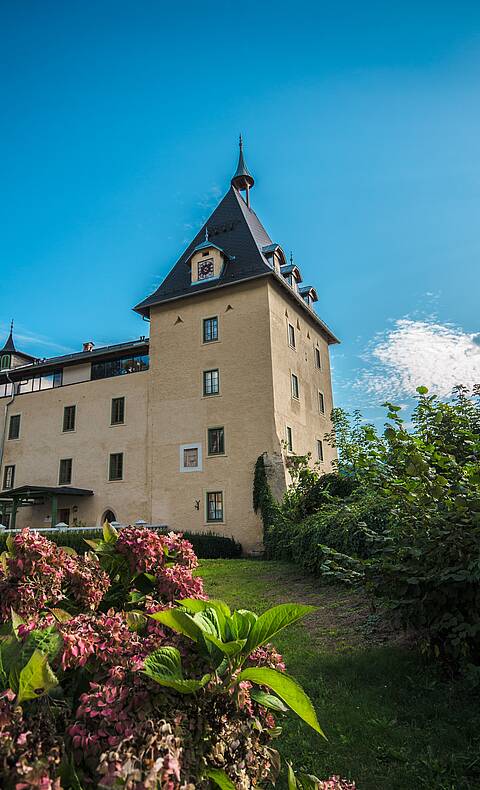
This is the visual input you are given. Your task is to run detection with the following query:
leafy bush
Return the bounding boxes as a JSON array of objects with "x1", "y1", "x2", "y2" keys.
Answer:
[
  {"x1": 263, "y1": 386, "x2": 480, "y2": 667},
  {"x1": 0, "y1": 526, "x2": 350, "y2": 789},
  {"x1": 0, "y1": 527, "x2": 242, "y2": 559}
]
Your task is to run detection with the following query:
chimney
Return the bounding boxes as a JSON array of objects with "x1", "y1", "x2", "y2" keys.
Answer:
[{"x1": 82, "y1": 341, "x2": 95, "y2": 352}]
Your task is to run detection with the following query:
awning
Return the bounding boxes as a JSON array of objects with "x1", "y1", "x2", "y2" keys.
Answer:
[{"x1": 0, "y1": 485, "x2": 94, "y2": 501}]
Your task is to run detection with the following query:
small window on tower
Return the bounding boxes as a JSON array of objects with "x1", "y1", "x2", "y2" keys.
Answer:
[
  {"x1": 288, "y1": 324, "x2": 296, "y2": 348},
  {"x1": 8, "y1": 414, "x2": 21, "y2": 440},
  {"x1": 203, "y1": 317, "x2": 218, "y2": 343},
  {"x1": 315, "y1": 348, "x2": 321, "y2": 369}
]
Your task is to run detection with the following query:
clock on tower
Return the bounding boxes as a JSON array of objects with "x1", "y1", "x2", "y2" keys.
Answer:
[{"x1": 197, "y1": 258, "x2": 214, "y2": 280}]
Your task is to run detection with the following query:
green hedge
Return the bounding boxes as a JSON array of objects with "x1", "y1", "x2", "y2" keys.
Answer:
[{"x1": 0, "y1": 527, "x2": 242, "y2": 559}]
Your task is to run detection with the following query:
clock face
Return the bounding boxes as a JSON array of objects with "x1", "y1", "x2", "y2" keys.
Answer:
[{"x1": 198, "y1": 259, "x2": 214, "y2": 280}]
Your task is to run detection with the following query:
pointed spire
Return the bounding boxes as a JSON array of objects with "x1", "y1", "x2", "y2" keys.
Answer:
[
  {"x1": 231, "y1": 134, "x2": 254, "y2": 206},
  {"x1": 1, "y1": 320, "x2": 16, "y2": 353}
]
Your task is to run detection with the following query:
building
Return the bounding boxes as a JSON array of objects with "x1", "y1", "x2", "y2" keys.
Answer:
[{"x1": 0, "y1": 141, "x2": 339, "y2": 552}]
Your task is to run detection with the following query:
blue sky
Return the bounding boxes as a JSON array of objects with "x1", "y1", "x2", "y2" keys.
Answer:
[{"x1": 1, "y1": 1, "x2": 480, "y2": 425}]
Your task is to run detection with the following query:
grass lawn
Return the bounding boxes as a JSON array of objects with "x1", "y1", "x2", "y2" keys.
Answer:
[{"x1": 198, "y1": 559, "x2": 480, "y2": 790}]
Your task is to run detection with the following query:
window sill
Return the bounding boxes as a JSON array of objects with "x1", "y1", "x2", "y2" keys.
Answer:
[
  {"x1": 107, "y1": 478, "x2": 124, "y2": 483},
  {"x1": 205, "y1": 521, "x2": 225, "y2": 527},
  {"x1": 180, "y1": 467, "x2": 203, "y2": 473},
  {"x1": 207, "y1": 453, "x2": 227, "y2": 459},
  {"x1": 201, "y1": 393, "x2": 221, "y2": 399},
  {"x1": 110, "y1": 422, "x2": 126, "y2": 427}
]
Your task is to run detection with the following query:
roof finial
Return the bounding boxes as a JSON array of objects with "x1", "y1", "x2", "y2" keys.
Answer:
[
  {"x1": 290, "y1": 251, "x2": 293, "y2": 265},
  {"x1": 231, "y1": 134, "x2": 254, "y2": 207}
]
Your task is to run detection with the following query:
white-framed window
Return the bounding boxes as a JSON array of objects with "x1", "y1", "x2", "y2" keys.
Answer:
[
  {"x1": 180, "y1": 442, "x2": 203, "y2": 472},
  {"x1": 286, "y1": 426, "x2": 293, "y2": 453},
  {"x1": 291, "y1": 373, "x2": 299, "y2": 399},
  {"x1": 206, "y1": 490, "x2": 224, "y2": 522},
  {"x1": 315, "y1": 347, "x2": 321, "y2": 369},
  {"x1": 318, "y1": 391, "x2": 325, "y2": 414},
  {"x1": 316, "y1": 439, "x2": 324, "y2": 462},
  {"x1": 288, "y1": 323, "x2": 296, "y2": 349}
]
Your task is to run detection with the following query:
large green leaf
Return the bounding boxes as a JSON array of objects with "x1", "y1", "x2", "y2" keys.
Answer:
[
  {"x1": 144, "y1": 647, "x2": 183, "y2": 679},
  {"x1": 11, "y1": 610, "x2": 25, "y2": 640},
  {"x1": 237, "y1": 667, "x2": 324, "y2": 736},
  {"x1": 0, "y1": 635, "x2": 21, "y2": 688},
  {"x1": 142, "y1": 647, "x2": 211, "y2": 695},
  {"x1": 149, "y1": 609, "x2": 202, "y2": 642},
  {"x1": 204, "y1": 767, "x2": 236, "y2": 790},
  {"x1": 102, "y1": 520, "x2": 119, "y2": 543},
  {"x1": 245, "y1": 604, "x2": 315, "y2": 653},
  {"x1": 250, "y1": 688, "x2": 288, "y2": 712},
  {"x1": 179, "y1": 598, "x2": 231, "y2": 618},
  {"x1": 227, "y1": 609, "x2": 257, "y2": 641},
  {"x1": 203, "y1": 632, "x2": 246, "y2": 656},
  {"x1": 6, "y1": 535, "x2": 14, "y2": 554},
  {"x1": 17, "y1": 649, "x2": 58, "y2": 704}
]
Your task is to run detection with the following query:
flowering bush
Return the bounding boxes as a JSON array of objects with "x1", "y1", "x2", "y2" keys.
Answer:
[{"x1": 0, "y1": 525, "x2": 354, "y2": 789}]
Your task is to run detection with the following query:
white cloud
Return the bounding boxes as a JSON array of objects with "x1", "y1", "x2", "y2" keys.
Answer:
[{"x1": 357, "y1": 318, "x2": 480, "y2": 398}]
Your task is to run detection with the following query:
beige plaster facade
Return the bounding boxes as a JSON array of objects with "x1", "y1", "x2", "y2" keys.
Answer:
[{"x1": 0, "y1": 148, "x2": 339, "y2": 552}]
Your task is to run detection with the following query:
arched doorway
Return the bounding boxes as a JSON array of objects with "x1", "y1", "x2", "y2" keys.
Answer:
[{"x1": 102, "y1": 509, "x2": 116, "y2": 524}]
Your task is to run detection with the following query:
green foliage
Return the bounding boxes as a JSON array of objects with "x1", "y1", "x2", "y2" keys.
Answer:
[
  {"x1": 0, "y1": 527, "x2": 242, "y2": 559},
  {"x1": 150, "y1": 600, "x2": 323, "y2": 736},
  {"x1": 253, "y1": 453, "x2": 280, "y2": 528},
  {"x1": 263, "y1": 384, "x2": 480, "y2": 667}
]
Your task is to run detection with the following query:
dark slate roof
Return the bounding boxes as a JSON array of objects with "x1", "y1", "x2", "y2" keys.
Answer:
[
  {"x1": 134, "y1": 186, "x2": 274, "y2": 315},
  {"x1": 0, "y1": 338, "x2": 149, "y2": 384},
  {"x1": 191, "y1": 239, "x2": 226, "y2": 255},
  {"x1": 134, "y1": 186, "x2": 340, "y2": 344},
  {"x1": 0, "y1": 325, "x2": 37, "y2": 362}
]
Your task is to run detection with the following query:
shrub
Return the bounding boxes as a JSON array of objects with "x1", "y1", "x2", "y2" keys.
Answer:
[
  {"x1": 262, "y1": 386, "x2": 480, "y2": 667},
  {"x1": 0, "y1": 526, "x2": 242, "y2": 559},
  {"x1": 0, "y1": 526, "x2": 349, "y2": 788}
]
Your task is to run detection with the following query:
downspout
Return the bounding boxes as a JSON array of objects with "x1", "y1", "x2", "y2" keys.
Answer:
[{"x1": 0, "y1": 371, "x2": 16, "y2": 478}]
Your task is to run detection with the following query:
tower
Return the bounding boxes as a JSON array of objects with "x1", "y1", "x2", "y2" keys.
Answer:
[{"x1": 134, "y1": 140, "x2": 339, "y2": 551}]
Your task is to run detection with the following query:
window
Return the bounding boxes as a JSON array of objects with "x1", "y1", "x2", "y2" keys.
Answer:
[
  {"x1": 318, "y1": 392, "x2": 325, "y2": 414},
  {"x1": 59, "y1": 458, "x2": 72, "y2": 485},
  {"x1": 8, "y1": 414, "x2": 20, "y2": 440},
  {"x1": 203, "y1": 369, "x2": 219, "y2": 396},
  {"x1": 63, "y1": 405, "x2": 76, "y2": 432},
  {"x1": 184, "y1": 447, "x2": 198, "y2": 468},
  {"x1": 208, "y1": 427, "x2": 225, "y2": 455},
  {"x1": 180, "y1": 443, "x2": 202, "y2": 472},
  {"x1": 91, "y1": 354, "x2": 149, "y2": 381},
  {"x1": 111, "y1": 397, "x2": 125, "y2": 425},
  {"x1": 102, "y1": 510, "x2": 116, "y2": 524},
  {"x1": 291, "y1": 373, "x2": 299, "y2": 399},
  {"x1": 286, "y1": 426, "x2": 293, "y2": 453},
  {"x1": 315, "y1": 348, "x2": 321, "y2": 369},
  {"x1": 109, "y1": 452, "x2": 123, "y2": 481},
  {"x1": 0, "y1": 355, "x2": 11, "y2": 371},
  {"x1": 3, "y1": 465, "x2": 15, "y2": 490},
  {"x1": 53, "y1": 370, "x2": 63, "y2": 388},
  {"x1": 203, "y1": 317, "x2": 218, "y2": 343},
  {"x1": 316, "y1": 439, "x2": 324, "y2": 462},
  {"x1": 288, "y1": 323, "x2": 296, "y2": 348},
  {"x1": 206, "y1": 491, "x2": 224, "y2": 522}
]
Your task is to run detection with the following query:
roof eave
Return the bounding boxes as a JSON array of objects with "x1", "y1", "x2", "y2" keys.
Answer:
[{"x1": 134, "y1": 271, "x2": 340, "y2": 344}]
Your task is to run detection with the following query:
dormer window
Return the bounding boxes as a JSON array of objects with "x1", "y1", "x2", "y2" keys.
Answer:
[
  {"x1": 299, "y1": 286, "x2": 318, "y2": 308},
  {"x1": 189, "y1": 234, "x2": 226, "y2": 286}
]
